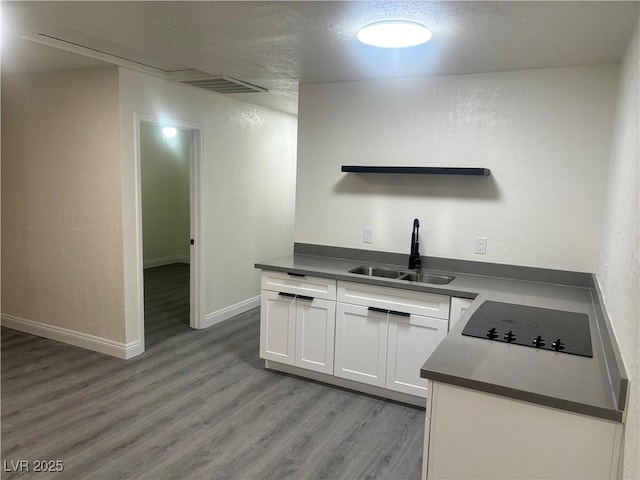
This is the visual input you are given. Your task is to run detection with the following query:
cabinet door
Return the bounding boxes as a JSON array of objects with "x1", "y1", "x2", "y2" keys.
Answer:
[
  {"x1": 294, "y1": 297, "x2": 336, "y2": 375},
  {"x1": 260, "y1": 290, "x2": 296, "y2": 365},
  {"x1": 386, "y1": 313, "x2": 448, "y2": 398},
  {"x1": 335, "y1": 303, "x2": 388, "y2": 387},
  {"x1": 449, "y1": 297, "x2": 474, "y2": 331}
]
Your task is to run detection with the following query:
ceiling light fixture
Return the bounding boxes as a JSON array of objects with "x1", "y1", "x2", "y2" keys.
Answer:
[
  {"x1": 162, "y1": 126, "x2": 177, "y2": 139},
  {"x1": 357, "y1": 20, "x2": 432, "y2": 48}
]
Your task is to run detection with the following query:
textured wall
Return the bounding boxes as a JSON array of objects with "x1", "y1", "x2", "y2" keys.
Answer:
[
  {"x1": 118, "y1": 68, "x2": 298, "y2": 343},
  {"x1": 295, "y1": 65, "x2": 619, "y2": 272},
  {"x1": 1, "y1": 68, "x2": 126, "y2": 341},
  {"x1": 140, "y1": 123, "x2": 190, "y2": 264},
  {"x1": 597, "y1": 18, "x2": 640, "y2": 480}
]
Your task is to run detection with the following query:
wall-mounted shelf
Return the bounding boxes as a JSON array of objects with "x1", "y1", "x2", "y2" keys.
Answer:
[{"x1": 341, "y1": 166, "x2": 490, "y2": 176}]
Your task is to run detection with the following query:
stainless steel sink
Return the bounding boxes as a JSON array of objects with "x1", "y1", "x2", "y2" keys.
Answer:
[
  {"x1": 398, "y1": 272, "x2": 455, "y2": 285},
  {"x1": 348, "y1": 265, "x2": 455, "y2": 284},
  {"x1": 348, "y1": 266, "x2": 403, "y2": 279}
]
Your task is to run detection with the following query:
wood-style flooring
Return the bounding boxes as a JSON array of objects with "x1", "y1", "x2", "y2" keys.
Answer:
[{"x1": 1, "y1": 264, "x2": 424, "y2": 480}]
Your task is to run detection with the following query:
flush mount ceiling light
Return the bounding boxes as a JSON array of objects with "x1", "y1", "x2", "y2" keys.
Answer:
[
  {"x1": 357, "y1": 20, "x2": 432, "y2": 48},
  {"x1": 162, "y1": 126, "x2": 177, "y2": 139}
]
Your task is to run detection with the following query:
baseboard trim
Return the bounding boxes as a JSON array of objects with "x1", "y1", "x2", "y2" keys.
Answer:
[
  {"x1": 201, "y1": 295, "x2": 260, "y2": 329},
  {"x1": 0, "y1": 314, "x2": 142, "y2": 359},
  {"x1": 265, "y1": 360, "x2": 426, "y2": 408},
  {"x1": 144, "y1": 255, "x2": 190, "y2": 269}
]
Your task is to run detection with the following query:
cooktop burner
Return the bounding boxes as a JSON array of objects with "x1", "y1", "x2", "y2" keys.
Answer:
[{"x1": 462, "y1": 301, "x2": 593, "y2": 357}]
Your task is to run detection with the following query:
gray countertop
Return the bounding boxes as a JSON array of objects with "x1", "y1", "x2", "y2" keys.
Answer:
[{"x1": 255, "y1": 252, "x2": 624, "y2": 422}]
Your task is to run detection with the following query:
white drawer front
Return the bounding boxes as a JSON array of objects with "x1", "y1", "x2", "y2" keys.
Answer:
[
  {"x1": 337, "y1": 281, "x2": 450, "y2": 319},
  {"x1": 261, "y1": 271, "x2": 337, "y2": 300}
]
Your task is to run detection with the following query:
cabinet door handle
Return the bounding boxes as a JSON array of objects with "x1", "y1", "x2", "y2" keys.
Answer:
[
  {"x1": 287, "y1": 272, "x2": 306, "y2": 278},
  {"x1": 297, "y1": 295, "x2": 314, "y2": 302},
  {"x1": 278, "y1": 292, "x2": 296, "y2": 298},
  {"x1": 368, "y1": 306, "x2": 389, "y2": 314},
  {"x1": 389, "y1": 309, "x2": 411, "y2": 318}
]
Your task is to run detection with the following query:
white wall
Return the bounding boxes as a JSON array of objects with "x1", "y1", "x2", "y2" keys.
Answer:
[
  {"x1": 1, "y1": 68, "x2": 126, "y2": 342},
  {"x1": 295, "y1": 65, "x2": 619, "y2": 272},
  {"x1": 118, "y1": 68, "x2": 297, "y2": 343},
  {"x1": 140, "y1": 123, "x2": 190, "y2": 266},
  {"x1": 597, "y1": 18, "x2": 640, "y2": 480}
]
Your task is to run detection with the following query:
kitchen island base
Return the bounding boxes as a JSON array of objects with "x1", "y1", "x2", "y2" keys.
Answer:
[{"x1": 423, "y1": 381, "x2": 623, "y2": 480}]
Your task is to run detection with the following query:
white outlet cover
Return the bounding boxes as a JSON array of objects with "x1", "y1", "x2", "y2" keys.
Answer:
[
  {"x1": 363, "y1": 228, "x2": 374, "y2": 244},
  {"x1": 474, "y1": 237, "x2": 487, "y2": 254}
]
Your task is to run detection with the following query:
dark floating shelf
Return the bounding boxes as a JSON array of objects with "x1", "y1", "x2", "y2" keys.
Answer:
[{"x1": 341, "y1": 166, "x2": 490, "y2": 176}]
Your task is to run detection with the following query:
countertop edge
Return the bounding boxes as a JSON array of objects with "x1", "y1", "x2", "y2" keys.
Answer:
[{"x1": 419, "y1": 370, "x2": 623, "y2": 423}]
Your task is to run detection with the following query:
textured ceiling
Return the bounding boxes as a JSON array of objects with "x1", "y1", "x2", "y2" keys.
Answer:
[{"x1": 3, "y1": 1, "x2": 639, "y2": 115}]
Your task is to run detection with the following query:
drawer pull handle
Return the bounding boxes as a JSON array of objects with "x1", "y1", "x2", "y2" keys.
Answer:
[
  {"x1": 278, "y1": 292, "x2": 296, "y2": 298},
  {"x1": 297, "y1": 295, "x2": 314, "y2": 301},
  {"x1": 368, "y1": 306, "x2": 389, "y2": 314},
  {"x1": 389, "y1": 310, "x2": 411, "y2": 318},
  {"x1": 287, "y1": 272, "x2": 306, "y2": 278}
]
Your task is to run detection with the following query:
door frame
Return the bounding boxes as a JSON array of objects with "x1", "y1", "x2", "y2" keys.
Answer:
[{"x1": 133, "y1": 112, "x2": 204, "y2": 351}]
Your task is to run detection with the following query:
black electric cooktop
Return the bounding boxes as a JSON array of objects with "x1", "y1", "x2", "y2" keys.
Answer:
[{"x1": 461, "y1": 301, "x2": 593, "y2": 357}]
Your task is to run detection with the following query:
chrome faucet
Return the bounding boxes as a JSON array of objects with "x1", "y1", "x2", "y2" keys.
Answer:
[{"x1": 408, "y1": 218, "x2": 422, "y2": 270}]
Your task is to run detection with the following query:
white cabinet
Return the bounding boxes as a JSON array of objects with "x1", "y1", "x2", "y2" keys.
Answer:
[
  {"x1": 294, "y1": 296, "x2": 336, "y2": 374},
  {"x1": 260, "y1": 272, "x2": 456, "y2": 402},
  {"x1": 334, "y1": 303, "x2": 389, "y2": 387},
  {"x1": 335, "y1": 281, "x2": 450, "y2": 398},
  {"x1": 260, "y1": 272, "x2": 336, "y2": 375},
  {"x1": 424, "y1": 381, "x2": 623, "y2": 480},
  {"x1": 260, "y1": 290, "x2": 296, "y2": 365},
  {"x1": 386, "y1": 312, "x2": 448, "y2": 396},
  {"x1": 449, "y1": 297, "x2": 474, "y2": 330}
]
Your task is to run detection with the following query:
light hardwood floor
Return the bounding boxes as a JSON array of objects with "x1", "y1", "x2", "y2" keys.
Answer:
[{"x1": 1, "y1": 264, "x2": 424, "y2": 480}]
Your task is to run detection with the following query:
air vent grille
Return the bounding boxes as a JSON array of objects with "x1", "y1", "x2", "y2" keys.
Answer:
[{"x1": 170, "y1": 71, "x2": 267, "y2": 94}]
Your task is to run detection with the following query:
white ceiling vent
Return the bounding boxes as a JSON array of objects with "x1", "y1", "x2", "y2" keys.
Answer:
[{"x1": 169, "y1": 70, "x2": 267, "y2": 94}]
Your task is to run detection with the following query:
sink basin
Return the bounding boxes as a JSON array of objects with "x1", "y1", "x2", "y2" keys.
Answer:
[
  {"x1": 348, "y1": 266, "x2": 402, "y2": 279},
  {"x1": 348, "y1": 265, "x2": 455, "y2": 285},
  {"x1": 398, "y1": 272, "x2": 455, "y2": 285}
]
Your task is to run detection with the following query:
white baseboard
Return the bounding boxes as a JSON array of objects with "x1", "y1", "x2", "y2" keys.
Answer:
[
  {"x1": 201, "y1": 295, "x2": 260, "y2": 329},
  {"x1": 265, "y1": 360, "x2": 426, "y2": 408},
  {"x1": 1, "y1": 314, "x2": 142, "y2": 359},
  {"x1": 144, "y1": 255, "x2": 190, "y2": 269}
]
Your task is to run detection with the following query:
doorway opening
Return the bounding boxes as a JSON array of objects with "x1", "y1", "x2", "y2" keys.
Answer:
[{"x1": 135, "y1": 115, "x2": 202, "y2": 351}]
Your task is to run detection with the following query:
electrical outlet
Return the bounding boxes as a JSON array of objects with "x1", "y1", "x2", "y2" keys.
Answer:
[
  {"x1": 474, "y1": 237, "x2": 487, "y2": 255},
  {"x1": 363, "y1": 228, "x2": 374, "y2": 244}
]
